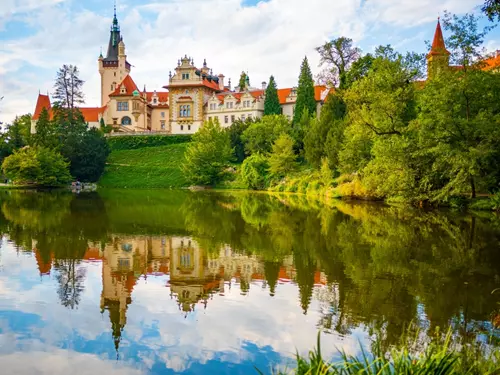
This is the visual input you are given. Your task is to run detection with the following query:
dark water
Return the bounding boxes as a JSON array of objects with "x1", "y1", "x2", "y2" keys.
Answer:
[{"x1": 0, "y1": 189, "x2": 499, "y2": 374}]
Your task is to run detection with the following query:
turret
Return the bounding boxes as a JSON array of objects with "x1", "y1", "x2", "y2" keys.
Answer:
[{"x1": 427, "y1": 18, "x2": 450, "y2": 79}]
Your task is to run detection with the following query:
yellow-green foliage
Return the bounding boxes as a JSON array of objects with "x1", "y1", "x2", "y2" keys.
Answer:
[{"x1": 333, "y1": 174, "x2": 378, "y2": 200}]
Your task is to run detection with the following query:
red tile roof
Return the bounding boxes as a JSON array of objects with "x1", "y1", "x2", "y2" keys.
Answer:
[
  {"x1": 33, "y1": 94, "x2": 52, "y2": 120},
  {"x1": 79, "y1": 107, "x2": 105, "y2": 122},
  {"x1": 428, "y1": 19, "x2": 450, "y2": 57},
  {"x1": 146, "y1": 91, "x2": 169, "y2": 103},
  {"x1": 483, "y1": 54, "x2": 500, "y2": 70},
  {"x1": 110, "y1": 74, "x2": 139, "y2": 97}
]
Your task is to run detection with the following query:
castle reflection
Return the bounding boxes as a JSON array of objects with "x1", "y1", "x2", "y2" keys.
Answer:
[{"x1": 30, "y1": 234, "x2": 327, "y2": 352}]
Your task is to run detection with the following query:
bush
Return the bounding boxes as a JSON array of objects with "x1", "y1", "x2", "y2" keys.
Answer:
[
  {"x1": 182, "y1": 119, "x2": 232, "y2": 186},
  {"x1": 241, "y1": 153, "x2": 269, "y2": 190},
  {"x1": 107, "y1": 135, "x2": 191, "y2": 150},
  {"x1": 268, "y1": 134, "x2": 297, "y2": 178},
  {"x1": 2, "y1": 146, "x2": 71, "y2": 187}
]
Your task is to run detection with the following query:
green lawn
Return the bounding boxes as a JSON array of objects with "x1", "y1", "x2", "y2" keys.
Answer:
[{"x1": 99, "y1": 143, "x2": 188, "y2": 188}]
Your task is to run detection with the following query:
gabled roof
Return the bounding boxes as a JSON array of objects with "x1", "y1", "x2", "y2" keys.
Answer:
[
  {"x1": 146, "y1": 91, "x2": 169, "y2": 103},
  {"x1": 110, "y1": 74, "x2": 139, "y2": 97},
  {"x1": 483, "y1": 54, "x2": 500, "y2": 70},
  {"x1": 428, "y1": 19, "x2": 450, "y2": 57},
  {"x1": 80, "y1": 107, "x2": 106, "y2": 122},
  {"x1": 33, "y1": 94, "x2": 52, "y2": 120}
]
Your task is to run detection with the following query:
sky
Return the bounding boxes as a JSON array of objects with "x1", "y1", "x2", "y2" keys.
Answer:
[{"x1": 0, "y1": 0, "x2": 499, "y2": 124}]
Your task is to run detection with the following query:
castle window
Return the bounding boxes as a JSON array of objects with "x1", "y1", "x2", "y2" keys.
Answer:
[
  {"x1": 179, "y1": 104, "x2": 191, "y2": 118},
  {"x1": 153, "y1": 98, "x2": 157, "y2": 104},
  {"x1": 181, "y1": 125, "x2": 184, "y2": 131},
  {"x1": 241, "y1": 115, "x2": 246, "y2": 121},
  {"x1": 121, "y1": 116, "x2": 132, "y2": 125},
  {"x1": 160, "y1": 120, "x2": 166, "y2": 130},
  {"x1": 161, "y1": 111, "x2": 165, "y2": 118},
  {"x1": 231, "y1": 115, "x2": 235, "y2": 123},
  {"x1": 188, "y1": 125, "x2": 191, "y2": 131},
  {"x1": 226, "y1": 101, "x2": 233, "y2": 109},
  {"x1": 117, "y1": 101, "x2": 129, "y2": 111},
  {"x1": 182, "y1": 73, "x2": 190, "y2": 80},
  {"x1": 224, "y1": 116, "x2": 228, "y2": 124},
  {"x1": 114, "y1": 72, "x2": 116, "y2": 77}
]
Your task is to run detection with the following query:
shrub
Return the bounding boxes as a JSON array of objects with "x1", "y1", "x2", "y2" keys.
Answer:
[
  {"x1": 241, "y1": 153, "x2": 269, "y2": 190},
  {"x1": 2, "y1": 146, "x2": 71, "y2": 187},
  {"x1": 182, "y1": 119, "x2": 232, "y2": 186},
  {"x1": 268, "y1": 134, "x2": 297, "y2": 178},
  {"x1": 107, "y1": 135, "x2": 191, "y2": 150}
]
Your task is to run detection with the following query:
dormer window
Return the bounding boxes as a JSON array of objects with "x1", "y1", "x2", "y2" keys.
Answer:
[
  {"x1": 153, "y1": 98, "x2": 157, "y2": 104},
  {"x1": 182, "y1": 73, "x2": 190, "y2": 80},
  {"x1": 120, "y1": 85, "x2": 126, "y2": 94},
  {"x1": 291, "y1": 88, "x2": 297, "y2": 96},
  {"x1": 226, "y1": 102, "x2": 233, "y2": 109}
]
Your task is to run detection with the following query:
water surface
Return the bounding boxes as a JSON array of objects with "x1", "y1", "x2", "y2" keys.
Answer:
[{"x1": 0, "y1": 189, "x2": 499, "y2": 374}]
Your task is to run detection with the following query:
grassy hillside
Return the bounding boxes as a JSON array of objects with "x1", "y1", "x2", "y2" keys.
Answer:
[{"x1": 99, "y1": 143, "x2": 188, "y2": 188}]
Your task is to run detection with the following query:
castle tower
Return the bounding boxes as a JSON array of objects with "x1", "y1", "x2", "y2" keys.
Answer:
[
  {"x1": 427, "y1": 18, "x2": 450, "y2": 79},
  {"x1": 98, "y1": 5, "x2": 131, "y2": 107}
]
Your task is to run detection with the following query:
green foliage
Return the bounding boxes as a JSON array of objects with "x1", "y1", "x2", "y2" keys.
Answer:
[
  {"x1": 316, "y1": 37, "x2": 361, "y2": 88},
  {"x1": 264, "y1": 75, "x2": 281, "y2": 116},
  {"x1": 2, "y1": 146, "x2": 71, "y2": 186},
  {"x1": 305, "y1": 94, "x2": 346, "y2": 168},
  {"x1": 242, "y1": 115, "x2": 292, "y2": 155},
  {"x1": 107, "y1": 134, "x2": 191, "y2": 150},
  {"x1": 182, "y1": 119, "x2": 233, "y2": 186},
  {"x1": 320, "y1": 158, "x2": 332, "y2": 188},
  {"x1": 32, "y1": 107, "x2": 58, "y2": 149},
  {"x1": 293, "y1": 56, "x2": 317, "y2": 124},
  {"x1": 62, "y1": 128, "x2": 110, "y2": 182},
  {"x1": 99, "y1": 144, "x2": 188, "y2": 188},
  {"x1": 225, "y1": 118, "x2": 254, "y2": 163},
  {"x1": 241, "y1": 153, "x2": 269, "y2": 190},
  {"x1": 343, "y1": 53, "x2": 374, "y2": 89},
  {"x1": 268, "y1": 134, "x2": 297, "y2": 178},
  {"x1": 482, "y1": 0, "x2": 500, "y2": 21}
]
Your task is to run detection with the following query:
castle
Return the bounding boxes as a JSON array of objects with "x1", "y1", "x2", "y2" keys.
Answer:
[
  {"x1": 31, "y1": 8, "x2": 331, "y2": 134},
  {"x1": 32, "y1": 12, "x2": 500, "y2": 135}
]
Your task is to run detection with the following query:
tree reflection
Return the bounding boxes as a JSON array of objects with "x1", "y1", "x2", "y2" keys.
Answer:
[{"x1": 0, "y1": 189, "x2": 499, "y2": 350}]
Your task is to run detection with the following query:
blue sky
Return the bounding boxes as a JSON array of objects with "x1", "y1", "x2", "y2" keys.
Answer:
[{"x1": 0, "y1": 0, "x2": 499, "y2": 124}]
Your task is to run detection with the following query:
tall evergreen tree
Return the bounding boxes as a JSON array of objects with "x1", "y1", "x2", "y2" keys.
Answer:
[
  {"x1": 238, "y1": 71, "x2": 249, "y2": 91},
  {"x1": 32, "y1": 107, "x2": 58, "y2": 149},
  {"x1": 53, "y1": 64, "x2": 85, "y2": 109},
  {"x1": 263, "y1": 75, "x2": 281, "y2": 116},
  {"x1": 293, "y1": 57, "x2": 316, "y2": 124}
]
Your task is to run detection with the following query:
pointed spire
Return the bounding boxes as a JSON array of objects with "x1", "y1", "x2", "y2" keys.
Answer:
[{"x1": 429, "y1": 18, "x2": 450, "y2": 56}]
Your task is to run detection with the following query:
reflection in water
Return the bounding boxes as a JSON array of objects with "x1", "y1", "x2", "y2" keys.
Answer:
[{"x1": 0, "y1": 189, "x2": 499, "y2": 374}]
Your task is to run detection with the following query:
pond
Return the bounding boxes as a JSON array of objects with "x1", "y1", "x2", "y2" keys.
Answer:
[{"x1": 0, "y1": 189, "x2": 499, "y2": 374}]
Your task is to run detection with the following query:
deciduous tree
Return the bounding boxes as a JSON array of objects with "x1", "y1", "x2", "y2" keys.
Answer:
[
  {"x1": 53, "y1": 64, "x2": 85, "y2": 109},
  {"x1": 316, "y1": 37, "x2": 361, "y2": 88},
  {"x1": 268, "y1": 134, "x2": 297, "y2": 177},
  {"x1": 183, "y1": 119, "x2": 232, "y2": 186}
]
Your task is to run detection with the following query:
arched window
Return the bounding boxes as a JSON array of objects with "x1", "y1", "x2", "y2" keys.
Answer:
[{"x1": 121, "y1": 116, "x2": 132, "y2": 125}]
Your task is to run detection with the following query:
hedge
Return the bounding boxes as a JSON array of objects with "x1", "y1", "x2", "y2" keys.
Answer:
[{"x1": 107, "y1": 135, "x2": 192, "y2": 151}]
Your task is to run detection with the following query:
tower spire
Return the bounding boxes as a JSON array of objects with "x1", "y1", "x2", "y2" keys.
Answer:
[{"x1": 428, "y1": 18, "x2": 450, "y2": 57}]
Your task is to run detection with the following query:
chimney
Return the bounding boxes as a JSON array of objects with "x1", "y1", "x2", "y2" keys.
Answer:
[
  {"x1": 262, "y1": 81, "x2": 267, "y2": 90},
  {"x1": 228, "y1": 78, "x2": 232, "y2": 91},
  {"x1": 218, "y1": 74, "x2": 225, "y2": 91}
]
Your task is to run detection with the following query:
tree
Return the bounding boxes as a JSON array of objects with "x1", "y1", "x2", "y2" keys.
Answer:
[
  {"x1": 241, "y1": 153, "x2": 269, "y2": 190},
  {"x1": 238, "y1": 71, "x2": 249, "y2": 91},
  {"x1": 32, "y1": 107, "x2": 58, "y2": 149},
  {"x1": 53, "y1": 64, "x2": 85, "y2": 109},
  {"x1": 268, "y1": 134, "x2": 297, "y2": 177},
  {"x1": 442, "y1": 11, "x2": 495, "y2": 69},
  {"x1": 2, "y1": 146, "x2": 71, "y2": 186},
  {"x1": 316, "y1": 37, "x2": 361, "y2": 88},
  {"x1": 264, "y1": 75, "x2": 281, "y2": 115},
  {"x1": 226, "y1": 118, "x2": 253, "y2": 163},
  {"x1": 343, "y1": 54, "x2": 374, "y2": 89},
  {"x1": 304, "y1": 93, "x2": 346, "y2": 168},
  {"x1": 63, "y1": 128, "x2": 110, "y2": 182},
  {"x1": 242, "y1": 115, "x2": 292, "y2": 155},
  {"x1": 482, "y1": 0, "x2": 500, "y2": 21},
  {"x1": 182, "y1": 119, "x2": 233, "y2": 186},
  {"x1": 293, "y1": 57, "x2": 317, "y2": 124}
]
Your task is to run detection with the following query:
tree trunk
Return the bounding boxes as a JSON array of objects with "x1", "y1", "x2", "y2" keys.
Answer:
[{"x1": 470, "y1": 175, "x2": 476, "y2": 199}]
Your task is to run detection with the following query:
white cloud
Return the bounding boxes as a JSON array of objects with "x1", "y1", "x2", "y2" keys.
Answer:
[{"x1": 0, "y1": 0, "x2": 489, "y2": 124}]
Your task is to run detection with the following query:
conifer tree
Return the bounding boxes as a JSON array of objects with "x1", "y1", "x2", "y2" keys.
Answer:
[
  {"x1": 293, "y1": 57, "x2": 316, "y2": 124},
  {"x1": 263, "y1": 75, "x2": 281, "y2": 116},
  {"x1": 32, "y1": 107, "x2": 58, "y2": 149},
  {"x1": 53, "y1": 64, "x2": 85, "y2": 109},
  {"x1": 238, "y1": 71, "x2": 249, "y2": 91}
]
